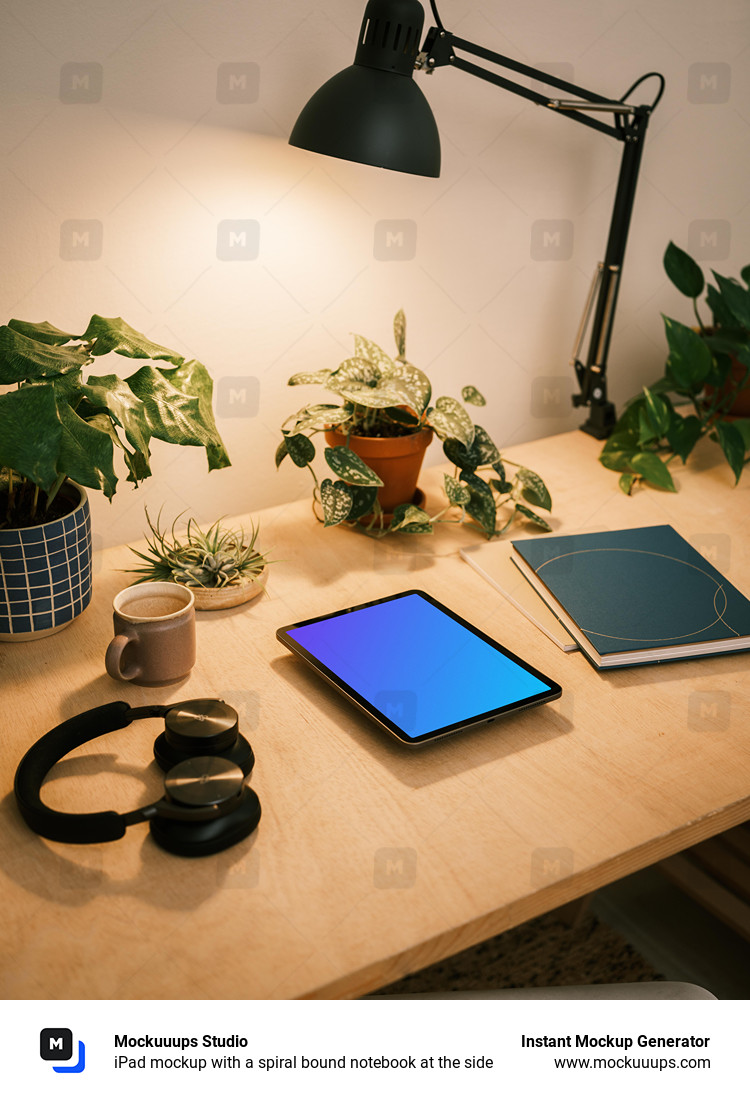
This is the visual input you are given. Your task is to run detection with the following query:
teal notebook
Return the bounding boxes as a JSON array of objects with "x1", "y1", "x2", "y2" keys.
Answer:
[{"x1": 511, "y1": 525, "x2": 750, "y2": 669}]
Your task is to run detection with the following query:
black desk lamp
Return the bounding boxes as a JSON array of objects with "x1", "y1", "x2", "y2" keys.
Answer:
[{"x1": 289, "y1": 0, "x2": 665, "y2": 439}]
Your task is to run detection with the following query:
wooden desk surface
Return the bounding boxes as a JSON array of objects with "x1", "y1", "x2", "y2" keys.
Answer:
[{"x1": 1, "y1": 430, "x2": 749, "y2": 999}]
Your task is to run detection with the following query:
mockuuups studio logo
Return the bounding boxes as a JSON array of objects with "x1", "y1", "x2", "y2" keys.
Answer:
[
  {"x1": 374, "y1": 847, "x2": 417, "y2": 888},
  {"x1": 687, "y1": 691, "x2": 731, "y2": 732},
  {"x1": 374, "y1": 220, "x2": 417, "y2": 261},
  {"x1": 374, "y1": 689, "x2": 417, "y2": 733},
  {"x1": 60, "y1": 221, "x2": 102, "y2": 261},
  {"x1": 40, "y1": 1028, "x2": 86, "y2": 1074},
  {"x1": 59, "y1": 63, "x2": 102, "y2": 103},
  {"x1": 216, "y1": 376, "x2": 260, "y2": 418},
  {"x1": 530, "y1": 847, "x2": 574, "y2": 886},
  {"x1": 217, "y1": 220, "x2": 260, "y2": 261},
  {"x1": 530, "y1": 220, "x2": 573, "y2": 261},
  {"x1": 217, "y1": 62, "x2": 260, "y2": 104},
  {"x1": 690, "y1": 532, "x2": 731, "y2": 574},
  {"x1": 688, "y1": 62, "x2": 731, "y2": 104},
  {"x1": 688, "y1": 220, "x2": 730, "y2": 261},
  {"x1": 531, "y1": 375, "x2": 574, "y2": 418}
]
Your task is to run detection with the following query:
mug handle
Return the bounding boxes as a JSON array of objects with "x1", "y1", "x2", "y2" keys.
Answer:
[{"x1": 105, "y1": 632, "x2": 140, "y2": 682}]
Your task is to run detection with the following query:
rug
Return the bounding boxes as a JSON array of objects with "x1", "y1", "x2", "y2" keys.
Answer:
[{"x1": 375, "y1": 909, "x2": 663, "y2": 996}]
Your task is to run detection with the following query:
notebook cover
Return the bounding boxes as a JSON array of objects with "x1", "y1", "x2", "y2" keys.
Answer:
[{"x1": 511, "y1": 525, "x2": 750, "y2": 661}]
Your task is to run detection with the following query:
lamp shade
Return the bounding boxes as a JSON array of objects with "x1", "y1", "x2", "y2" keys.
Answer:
[{"x1": 288, "y1": 0, "x2": 441, "y2": 177}]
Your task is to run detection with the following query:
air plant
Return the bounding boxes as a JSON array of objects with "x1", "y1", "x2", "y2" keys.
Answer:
[{"x1": 126, "y1": 507, "x2": 269, "y2": 588}]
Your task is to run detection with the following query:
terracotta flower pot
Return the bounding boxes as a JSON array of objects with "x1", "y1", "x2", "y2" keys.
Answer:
[
  {"x1": 324, "y1": 426, "x2": 433, "y2": 515},
  {"x1": 704, "y1": 351, "x2": 750, "y2": 419}
]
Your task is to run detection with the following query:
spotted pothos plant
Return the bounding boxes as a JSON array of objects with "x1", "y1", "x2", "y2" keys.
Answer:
[{"x1": 276, "y1": 310, "x2": 552, "y2": 538}]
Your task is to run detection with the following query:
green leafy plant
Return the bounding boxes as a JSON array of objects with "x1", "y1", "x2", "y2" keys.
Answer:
[
  {"x1": 125, "y1": 508, "x2": 269, "y2": 589},
  {"x1": 0, "y1": 315, "x2": 230, "y2": 528},
  {"x1": 600, "y1": 243, "x2": 750, "y2": 493},
  {"x1": 276, "y1": 310, "x2": 552, "y2": 538}
]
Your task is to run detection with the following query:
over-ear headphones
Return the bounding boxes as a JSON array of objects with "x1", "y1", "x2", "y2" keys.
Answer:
[{"x1": 14, "y1": 699, "x2": 261, "y2": 858}]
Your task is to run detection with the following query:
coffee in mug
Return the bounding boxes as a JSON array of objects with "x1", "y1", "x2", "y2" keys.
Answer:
[{"x1": 105, "y1": 582, "x2": 196, "y2": 685}]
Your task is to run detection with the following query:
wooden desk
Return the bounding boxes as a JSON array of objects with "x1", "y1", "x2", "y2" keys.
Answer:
[{"x1": 1, "y1": 430, "x2": 749, "y2": 999}]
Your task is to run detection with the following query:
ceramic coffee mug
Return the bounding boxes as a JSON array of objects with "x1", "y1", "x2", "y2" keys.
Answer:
[{"x1": 105, "y1": 582, "x2": 196, "y2": 685}]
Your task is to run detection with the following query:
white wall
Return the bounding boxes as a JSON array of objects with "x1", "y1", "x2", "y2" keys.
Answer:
[{"x1": 2, "y1": 0, "x2": 748, "y2": 547}]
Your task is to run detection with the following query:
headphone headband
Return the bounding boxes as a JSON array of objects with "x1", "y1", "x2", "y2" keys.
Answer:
[
  {"x1": 13, "y1": 700, "x2": 260, "y2": 855},
  {"x1": 14, "y1": 702, "x2": 169, "y2": 843}
]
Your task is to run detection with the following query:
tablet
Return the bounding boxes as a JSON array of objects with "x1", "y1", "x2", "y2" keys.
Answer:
[{"x1": 276, "y1": 589, "x2": 562, "y2": 745}]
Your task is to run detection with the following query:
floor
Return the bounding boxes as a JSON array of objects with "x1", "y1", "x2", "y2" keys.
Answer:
[{"x1": 591, "y1": 865, "x2": 750, "y2": 999}]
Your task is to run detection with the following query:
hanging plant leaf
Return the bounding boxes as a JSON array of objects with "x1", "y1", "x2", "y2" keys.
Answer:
[
  {"x1": 712, "y1": 272, "x2": 750, "y2": 330},
  {"x1": 285, "y1": 433, "x2": 315, "y2": 467},
  {"x1": 333, "y1": 380, "x2": 405, "y2": 409},
  {"x1": 275, "y1": 438, "x2": 289, "y2": 468},
  {"x1": 714, "y1": 421, "x2": 746, "y2": 484},
  {"x1": 443, "y1": 436, "x2": 479, "y2": 471},
  {"x1": 516, "y1": 467, "x2": 552, "y2": 511},
  {"x1": 642, "y1": 388, "x2": 671, "y2": 438},
  {"x1": 324, "y1": 445, "x2": 383, "y2": 486},
  {"x1": 618, "y1": 472, "x2": 636, "y2": 495},
  {"x1": 343, "y1": 483, "x2": 379, "y2": 522},
  {"x1": 706, "y1": 283, "x2": 738, "y2": 330},
  {"x1": 459, "y1": 470, "x2": 496, "y2": 537},
  {"x1": 352, "y1": 335, "x2": 397, "y2": 376},
  {"x1": 599, "y1": 448, "x2": 635, "y2": 473},
  {"x1": 732, "y1": 418, "x2": 750, "y2": 450},
  {"x1": 444, "y1": 473, "x2": 471, "y2": 506},
  {"x1": 390, "y1": 502, "x2": 433, "y2": 534},
  {"x1": 393, "y1": 309, "x2": 406, "y2": 359},
  {"x1": 663, "y1": 316, "x2": 713, "y2": 392},
  {"x1": 515, "y1": 502, "x2": 553, "y2": 531},
  {"x1": 629, "y1": 452, "x2": 676, "y2": 491},
  {"x1": 0, "y1": 326, "x2": 91, "y2": 383},
  {"x1": 461, "y1": 385, "x2": 486, "y2": 406},
  {"x1": 380, "y1": 360, "x2": 431, "y2": 414},
  {"x1": 320, "y1": 479, "x2": 353, "y2": 527},
  {"x1": 7, "y1": 319, "x2": 81, "y2": 346},
  {"x1": 427, "y1": 396, "x2": 475, "y2": 447},
  {"x1": 472, "y1": 424, "x2": 501, "y2": 465},
  {"x1": 283, "y1": 403, "x2": 351, "y2": 433},
  {"x1": 287, "y1": 369, "x2": 332, "y2": 386},
  {"x1": 81, "y1": 315, "x2": 184, "y2": 363},
  {"x1": 666, "y1": 414, "x2": 703, "y2": 463},
  {"x1": 663, "y1": 241, "x2": 705, "y2": 299},
  {"x1": 492, "y1": 459, "x2": 512, "y2": 493},
  {"x1": 328, "y1": 356, "x2": 381, "y2": 388}
]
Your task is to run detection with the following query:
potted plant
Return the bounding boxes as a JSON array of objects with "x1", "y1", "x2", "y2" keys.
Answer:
[
  {"x1": 124, "y1": 507, "x2": 269, "y2": 611},
  {"x1": 600, "y1": 242, "x2": 750, "y2": 493},
  {"x1": 277, "y1": 309, "x2": 552, "y2": 538},
  {"x1": 0, "y1": 314, "x2": 230, "y2": 640}
]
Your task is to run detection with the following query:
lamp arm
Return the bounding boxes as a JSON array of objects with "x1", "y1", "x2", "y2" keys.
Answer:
[
  {"x1": 419, "y1": 26, "x2": 662, "y2": 438},
  {"x1": 571, "y1": 110, "x2": 649, "y2": 438}
]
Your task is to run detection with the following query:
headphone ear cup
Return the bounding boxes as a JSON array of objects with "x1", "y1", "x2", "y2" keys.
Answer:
[
  {"x1": 149, "y1": 786, "x2": 261, "y2": 858},
  {"x1": 153, "y1": 731, "x2": 255, "y2": 777}
]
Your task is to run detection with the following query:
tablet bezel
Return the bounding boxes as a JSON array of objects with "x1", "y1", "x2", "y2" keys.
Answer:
[{"x1": 276, "y1": 589, "x2": 562, "y2": 746}]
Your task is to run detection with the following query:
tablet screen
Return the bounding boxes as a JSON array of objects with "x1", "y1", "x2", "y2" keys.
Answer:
[{"x1": 277, "y1": 590, "x2": 561, "y2": 744}]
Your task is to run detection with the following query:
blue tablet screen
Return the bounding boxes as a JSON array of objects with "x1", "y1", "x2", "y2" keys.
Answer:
[{"x1": 285, "y1": 591, "x2": 554, "y2": 740}]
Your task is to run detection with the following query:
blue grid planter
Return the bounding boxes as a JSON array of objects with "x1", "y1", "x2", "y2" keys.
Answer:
[{"x1": 0, "y1": 483, "x2": 92, "y2": 641}]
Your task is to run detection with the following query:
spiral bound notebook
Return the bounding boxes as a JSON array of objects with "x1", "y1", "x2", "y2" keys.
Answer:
[
  {"x1": 459, "y1": 541, "x2": 578, "y2": 652},
  {"x1": 510, "y1": 525, "x2": 750, "y2": 669}
]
